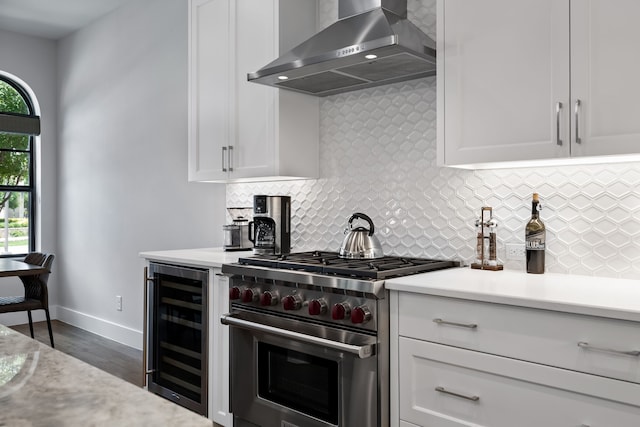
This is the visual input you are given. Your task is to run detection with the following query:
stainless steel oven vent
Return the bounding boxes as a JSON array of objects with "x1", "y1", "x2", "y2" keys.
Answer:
[{"x1": 248, "y1": 0, "x2": 436, "y2": 97}]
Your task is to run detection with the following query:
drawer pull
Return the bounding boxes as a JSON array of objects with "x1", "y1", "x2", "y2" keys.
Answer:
[
  {"x1": 577, "y1": 341, "x2": 640, "y2": 357},
  {"x1": 433, "y1": 318, "x2": 477, "y2": 329},
  {"x1": 555, "y1": 101, "x2": 563, "y2": 146},
  {"x1": 435, "y1": 386, "x2": 480, "y2": 402},
  {"x1": 574, "y1": 99, "x2": 582, "y2": 144}
]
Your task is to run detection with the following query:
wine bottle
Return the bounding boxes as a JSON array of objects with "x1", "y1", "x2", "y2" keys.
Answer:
[{"x1": 525, "y1": 193, "x2": 545, "y2": 274}]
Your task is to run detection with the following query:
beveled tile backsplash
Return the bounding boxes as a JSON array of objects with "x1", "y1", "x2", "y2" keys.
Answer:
[{"x1": 227, "y1": 1, "x2": 640, "y2": 279}]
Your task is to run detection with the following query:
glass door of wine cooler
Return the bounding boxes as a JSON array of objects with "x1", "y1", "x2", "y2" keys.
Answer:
[{"x1": 147, "y1": 262, "x2": 208, "y2": 416}]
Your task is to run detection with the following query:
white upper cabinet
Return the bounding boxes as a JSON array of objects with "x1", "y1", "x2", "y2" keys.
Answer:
[
  {"x1": 188, "y1": 0, "x2": 319, "y2": 182},
  {"x1": 438, "y1": 0, "x2": 640, "y2": 167},
  {"x1": 571, "y1": 0, "x2": 640, "y2": 157},
  {"x1": 438, "y1": 0, "x2": 569, "y2": 166}
]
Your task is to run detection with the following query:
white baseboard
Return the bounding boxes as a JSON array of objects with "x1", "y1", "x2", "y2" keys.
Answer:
[
  {"x1": 56, "y1": 306, "x2": 143, "y2": 351},
  {"x1": 0, "y1": 305, "x2": 142, "y2": 351}
]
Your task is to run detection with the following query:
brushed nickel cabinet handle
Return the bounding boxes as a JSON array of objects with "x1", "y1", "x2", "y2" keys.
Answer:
[
  {"x1": 578, "y1": 341, "x2": 640, "y2": 357},
  {"x1": 143, "y1": 271, "x2": 157, "y2": 383},
  {"x1": 575, "y1": 99, "x2": 582, "y2": 144},
  {"x1": 143, "y1": 268, "x2": 150, "y2": 385},
  {"x1": 222, "y1": 146, "x2": 228, "y2": 172},
  {"x1": 228, "y1": 145, "x2": 234, "y2": 172},
  {"x1": 556, "y1": 101, "x2": 563, "y2": 146},
  {"x1": 435, "y1": 386, "x2": 480, "y2": 402},
  {"x1": 433, "y1": 318, "x2": 477, "y2": 329}
]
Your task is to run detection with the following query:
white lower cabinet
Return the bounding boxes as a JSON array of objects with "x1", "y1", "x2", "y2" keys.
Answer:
[
  {"x1": 392, "y1": 292, "x2": 640, "y2": 427},
  {"x1": 209, "y1": 269, "x2": 231, "y2": 426},
  {"x1": 400, "y1": 337, "x2": 640, "y2": 427},
  {"x1": 399, "y1": 294, "x2": 640, "y2": 384}
]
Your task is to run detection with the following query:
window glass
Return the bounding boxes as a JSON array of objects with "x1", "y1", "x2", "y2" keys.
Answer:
[
  {"x1": 0, "y1": 80, "x2": 29, "y2": 114},
  {"x1": 0, "y1": 192, "x2": 30, "y2": 255},
  {"x1": 0, "y1": 151, "x2": 30, "y2": 186},
  {"x1": 0, "y1": 133, "x2": 29, "y2": 151},
  {"x1": 0, "y1": 75, "x2": 37, "y2": 256}
]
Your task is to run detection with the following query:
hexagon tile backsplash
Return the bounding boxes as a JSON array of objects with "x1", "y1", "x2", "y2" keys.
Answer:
[
  {"x1": 227, "y1": 76, "x2": 640, "y2": 280},
  {"x1": 227, "y1": 0, "x2": 640, "y2": 279}
]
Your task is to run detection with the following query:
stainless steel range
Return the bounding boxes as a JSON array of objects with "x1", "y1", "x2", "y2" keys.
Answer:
[{"x1": 221, "y1": 251, "x2": 459, "y2": 427}]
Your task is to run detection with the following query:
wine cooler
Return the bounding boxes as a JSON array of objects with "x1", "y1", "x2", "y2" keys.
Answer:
[{"x1": 145, "y1": 262, "x2": 208, "y2": 415}]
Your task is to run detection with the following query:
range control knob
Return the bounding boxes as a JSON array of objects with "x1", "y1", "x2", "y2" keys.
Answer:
[
  {"x1": 331, "y1": 302, "x2": 352, "y2": 320},
  {"x1": 260, "y1": 291, "x2": 279, "y2": 306},
  {"x1": 241, "y1": 288, "x2": 259, "y2": 303},
  {"x1": 229, "y1": 287, "x2": 241, "y2": 300},
  {"x1": 351, "y1": 305, "x2": 372, "y2": 324},
  {"x1": 308, "y1": 299, "x2": 328, "y2": 316},
  {"x1": 282, "y1": 294, "x2": 302, "y2": 311}
]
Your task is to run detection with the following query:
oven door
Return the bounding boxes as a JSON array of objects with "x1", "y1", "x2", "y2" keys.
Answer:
[{"x1": 221, "y1": 309, "x2": 378, "y2": 427}]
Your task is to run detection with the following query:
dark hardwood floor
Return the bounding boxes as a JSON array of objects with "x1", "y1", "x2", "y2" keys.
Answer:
[{"x1": 10, "y1": 320, "x2": 143, "y2": 387}]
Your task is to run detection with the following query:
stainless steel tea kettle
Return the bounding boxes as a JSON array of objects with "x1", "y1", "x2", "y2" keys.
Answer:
[{"x1": 339, "y1": 213, "x2": 384, "y2": 259}]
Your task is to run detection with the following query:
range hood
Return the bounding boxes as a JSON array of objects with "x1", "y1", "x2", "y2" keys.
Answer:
[{"x1": 248, "y1": 0, "x2": 436, "y2": 97}]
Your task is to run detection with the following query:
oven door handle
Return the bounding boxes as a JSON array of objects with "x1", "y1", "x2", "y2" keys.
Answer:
[{"x1": 221, "y1": 313, "x2": 375, "y2": 359}]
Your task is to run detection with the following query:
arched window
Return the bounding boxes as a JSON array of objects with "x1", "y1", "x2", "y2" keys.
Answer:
[{"x1": 0, "y1": 73, "x2": 40, "y2": 256}]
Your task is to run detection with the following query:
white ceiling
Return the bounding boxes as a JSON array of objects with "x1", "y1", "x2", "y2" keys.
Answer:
[{"x1": 0, "y1": 0, "x2": 133, "y2": 40}]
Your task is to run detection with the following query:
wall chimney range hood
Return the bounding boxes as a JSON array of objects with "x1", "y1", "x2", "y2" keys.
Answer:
[{"x1": 248, "y1": 0, "x2": 436, "y2": 97}]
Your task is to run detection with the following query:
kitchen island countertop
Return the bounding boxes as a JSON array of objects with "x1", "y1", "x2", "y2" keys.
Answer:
[
  {"x1": 386, "y1": 267, "x2": 640, "y2": 322},
  {"x1": 139, "y1": 247, "x2": 243, "y2": 268},
  {"x1": 0, "y1": 324, "x2": 212, "y2": 427}
]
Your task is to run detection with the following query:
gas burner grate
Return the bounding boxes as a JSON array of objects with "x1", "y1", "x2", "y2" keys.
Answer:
[{"x1": 238, "y1": 251, "x2": 459, "y2": 280}]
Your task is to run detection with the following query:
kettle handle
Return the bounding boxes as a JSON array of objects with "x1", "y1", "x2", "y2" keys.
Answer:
[
  {"x1": 248, "y1": 221, "x2": 255, "y2": 243},
  {"x1": 348, "y1": 213, "x2": 375, "y2": 236}
]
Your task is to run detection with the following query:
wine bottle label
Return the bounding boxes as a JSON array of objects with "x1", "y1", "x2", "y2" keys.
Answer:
[{"x1": 526, "y1": 232, "x2": 545, "y2": 251}]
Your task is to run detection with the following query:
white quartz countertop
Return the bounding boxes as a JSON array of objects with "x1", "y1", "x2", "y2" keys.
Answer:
[
  {"x1": 0, "y1": 325, "x2": 212, "y2": 427},
  {"x1": 139, "y1": 247, "x2": 243, "y2": 268},
  {"x1": 386, "y1": 267, "x2": 640, "y2": 322}
]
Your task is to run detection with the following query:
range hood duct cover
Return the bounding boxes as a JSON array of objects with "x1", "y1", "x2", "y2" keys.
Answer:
[{"x1": 248, "y1": 0, "x2": 436, "y2": 97}]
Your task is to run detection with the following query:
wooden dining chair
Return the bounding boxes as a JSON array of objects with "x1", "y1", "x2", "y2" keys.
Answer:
[{"x1": 0, "y1": 252, "x2": 55, "y2": 347}]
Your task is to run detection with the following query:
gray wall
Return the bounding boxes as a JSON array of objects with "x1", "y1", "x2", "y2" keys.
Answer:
[{"x1": 56, "y1": 0, "x2": 224, "y2": 347}]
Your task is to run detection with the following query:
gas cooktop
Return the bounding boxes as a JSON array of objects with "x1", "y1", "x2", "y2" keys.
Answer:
[{"x1": 238, "y1": 251, "x2": 459, "y2": 280}]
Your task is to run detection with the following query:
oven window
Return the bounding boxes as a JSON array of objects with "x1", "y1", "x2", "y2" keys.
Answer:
[{"x1": 258, "y1": 342, "x2": 339, "y2": 424}]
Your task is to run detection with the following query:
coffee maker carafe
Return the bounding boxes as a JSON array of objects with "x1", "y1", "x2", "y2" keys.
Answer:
[{"x1": 249, "y1": 195, "x2": 291, "y2": 255}]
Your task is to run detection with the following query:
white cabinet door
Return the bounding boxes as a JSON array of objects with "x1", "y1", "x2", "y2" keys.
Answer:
[
  {"x1": 209, "y1": 269, "x2": 231, "y2": 426},
  {"x1": 438, "y1": 0, "x2": 570, "y2": 166},
  {"x1": 230, "y1": 0, "x2": 319, "y2": 181},
  {"x1": 188, "y1": 0, "x2": 231, "y2": 182},
  {"x1": 232, "y1": 0, "x2": 277, "y2": 179},
  {"x1": 570, "y1": 0, "x2": 640, "y2": 157}
]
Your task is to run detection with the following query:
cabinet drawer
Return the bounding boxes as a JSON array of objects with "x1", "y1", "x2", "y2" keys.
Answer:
[
  {"x1": 400, "y1": 337, "x2": 640, "y2": 427},
  {"x1": 398, "y1": 293, "x2": 640, "y2": 383}
]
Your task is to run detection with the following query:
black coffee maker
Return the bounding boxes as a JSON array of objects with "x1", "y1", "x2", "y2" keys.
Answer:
[{"x1": 248, "y1": 195, "x2": 291, "y2": 255}]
